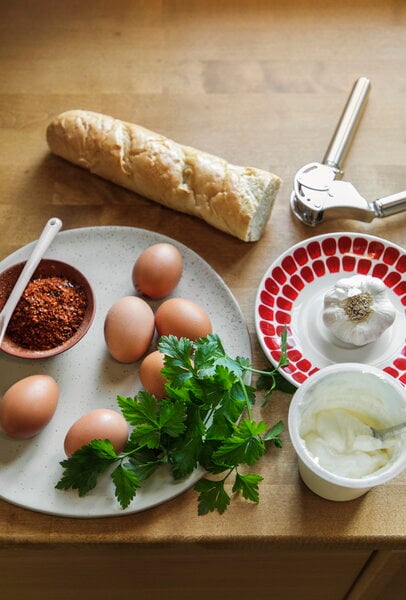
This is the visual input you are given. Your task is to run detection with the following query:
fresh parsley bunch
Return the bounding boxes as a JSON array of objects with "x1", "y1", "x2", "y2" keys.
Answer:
[{"x1": 56, "y1": 332, "x2": 293, "y2": 515}]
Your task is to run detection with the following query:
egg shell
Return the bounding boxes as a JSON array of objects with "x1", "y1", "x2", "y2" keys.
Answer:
[
  {"x1": 132, "y1": 243, "x2": 183, "y2": 299},
  {"x1": 104, "y1": 296, "x2": 155, "y2": 363},
  {"x1": 139, "y1": 350, "x2": 167, "y2": 399},
  {"x1": 155, "y1": 297, "x2": 212, "y2": 341},
  {"x1": 0, "y1": 374, "x2": 59, "y2": 439},
  {"x1": 64, "y1": 408, "x2": 129, "y2": 457}
]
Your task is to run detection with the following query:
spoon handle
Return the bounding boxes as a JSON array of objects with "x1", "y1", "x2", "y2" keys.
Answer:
[
  {"x1": 374, "y1": 422, "x2": 406, "y2": 440},
  {"x1": 0, "y1": 217, "x2": 63, "y2": 346}
]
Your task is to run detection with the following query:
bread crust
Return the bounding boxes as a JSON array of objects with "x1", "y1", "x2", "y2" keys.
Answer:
[{"x1": 46, "y1": 110, "x2": 281, "y2": 241}]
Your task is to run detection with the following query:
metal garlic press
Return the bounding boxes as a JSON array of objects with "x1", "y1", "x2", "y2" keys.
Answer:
[{"x1": 290, "y1": 77, "x2": 406, "y2": 226}]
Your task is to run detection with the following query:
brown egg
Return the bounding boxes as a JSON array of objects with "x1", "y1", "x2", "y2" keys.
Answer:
[
  {"x1": 104, "y1": 296, "x2": 155, "y2": 363},
  {"x1": 139, "y1": 350, "x2": 167, "y2": 399},
  {"x1": 64, "y1": 408, "x2": 129, "y2": 457},
  {"x1": 155, "y1": 297, "x2": 212, "y2": 341},
  {"x1": 132, "y1": 243, "x2": 183, "y2": 299},
  {"x1": 0, "y1": 374, "x2": 59, "y2": 439}
]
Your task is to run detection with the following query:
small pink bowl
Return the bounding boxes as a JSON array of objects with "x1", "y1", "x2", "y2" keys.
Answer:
[{"x1": 0, "y1": 259, "x2": 96, "y2": 359}]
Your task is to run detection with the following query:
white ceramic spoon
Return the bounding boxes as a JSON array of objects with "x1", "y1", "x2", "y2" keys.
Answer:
[{"x1": 0, "y1": 217, "x2": 63, "y2": 347}]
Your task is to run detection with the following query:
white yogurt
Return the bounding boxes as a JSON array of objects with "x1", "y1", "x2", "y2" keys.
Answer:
[{"x1": 298, "y1": 370, "x2": 404, "y2": 479}]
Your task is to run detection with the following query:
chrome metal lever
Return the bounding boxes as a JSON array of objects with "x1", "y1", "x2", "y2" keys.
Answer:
[
  {"x1": 322, "y1": 77, "x2": 371, "y2": 176},
  {"x1": 373, "y1": 191, "x2": 406, "y2": 218}
]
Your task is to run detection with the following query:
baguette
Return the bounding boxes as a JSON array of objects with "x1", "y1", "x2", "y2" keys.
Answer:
[{"x1": 46, "y1": 110, "x2": 282, "y2": 241}]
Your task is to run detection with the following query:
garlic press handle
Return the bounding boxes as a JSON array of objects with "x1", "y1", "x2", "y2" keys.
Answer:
[
  {"x1": 373, "y1": 191, "x2": 406, "y2": 218},
  {"x1": 323, "y1": 77, "x2": 371, "y2": 176}
]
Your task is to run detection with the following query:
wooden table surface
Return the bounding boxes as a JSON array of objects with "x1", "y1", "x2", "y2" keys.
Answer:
[{"x1": 0, "y1": 2, "x2": 405, "y2": 599}]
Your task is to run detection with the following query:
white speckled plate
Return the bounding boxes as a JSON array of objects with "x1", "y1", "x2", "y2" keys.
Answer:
[{"x1": 0, "y1": 226, "x2": 251, "y2": 518}]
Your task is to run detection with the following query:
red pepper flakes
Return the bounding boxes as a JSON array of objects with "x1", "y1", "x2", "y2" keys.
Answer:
[{"x1": 6, "y1": 276, "x2": 88, "y2": 351}]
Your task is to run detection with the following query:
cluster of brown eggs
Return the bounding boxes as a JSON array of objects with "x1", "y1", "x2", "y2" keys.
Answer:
[
  {"x1": 64, "y1": 242, "x2": 214, "y2": 456},
  {"x1": 0, "y1": 242, "x2": 214, "y2": 461}
]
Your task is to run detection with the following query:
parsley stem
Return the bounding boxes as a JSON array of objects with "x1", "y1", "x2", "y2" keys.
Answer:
[
  {"x1": 244, "y1": 366, "x2": 277, "y2": 377},
  {"x1": 238, "y1": 376, "x2": 253, "y2": 420}
]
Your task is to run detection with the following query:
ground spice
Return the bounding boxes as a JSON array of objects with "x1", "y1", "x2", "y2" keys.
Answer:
[{"x1": 6, "y1": 276, "x2": 88, "y2": 350}]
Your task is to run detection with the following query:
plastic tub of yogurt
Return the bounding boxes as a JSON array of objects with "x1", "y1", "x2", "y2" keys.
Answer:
[{"x1": 288, "y1": 363, "x2": 406, "y2": 501}]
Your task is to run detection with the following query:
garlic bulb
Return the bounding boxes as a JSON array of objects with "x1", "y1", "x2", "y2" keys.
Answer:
[{"x1": 323, "y1": 275, "x2": 396, "y2": 346}]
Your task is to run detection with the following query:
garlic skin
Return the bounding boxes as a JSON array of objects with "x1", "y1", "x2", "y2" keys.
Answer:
[{"x1": 323, "y1": 275, "x2": 396, "y2": 346}]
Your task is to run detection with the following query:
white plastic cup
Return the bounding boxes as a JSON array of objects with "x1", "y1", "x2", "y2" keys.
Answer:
[{"x1": 288, "y1": 363, "x2": 406, "y2": 501}]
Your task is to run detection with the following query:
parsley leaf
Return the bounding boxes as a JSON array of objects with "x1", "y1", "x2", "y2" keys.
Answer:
[
  {"x1": 194, "y1": 477, "x2": 230, "y2": 515},
  {"x1": 159, "y1": 398, "x2": 187, "y2": 437},
  {"x1": 158, "y1": 335, "x2": 194, "y2": 387},
  {"x1": 263, "y1": 420, "x2": 284, "y2": 448},
  {"x1": 213, "y1": 419, "x2": 267, "y2": 467},
  {"x1": 111, "y1": 464, "x2": 140, "y2": 509},
  {"x1": 56, "y1": 440, "x2": 117, "y2": 496},
  {"x1": 117, "y1": 391, "x2": 158, "y2": 427},
  {"x1": 122, "y1": 392, "x2": 187, "y2": 449},
  {"x1": 127, "y1": 449, "x2": 161, "y2": 482},
  {"x1": 232, "y1": 472, "x2": 263, "y2": 503},
  {"x1": 169, "y1": 404, "x2": 204, "y2": 479}
]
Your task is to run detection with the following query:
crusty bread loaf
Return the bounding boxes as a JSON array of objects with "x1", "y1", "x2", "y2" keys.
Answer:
[{"x1": 46, "y1": 110, "x2": 282, "y2": 241}]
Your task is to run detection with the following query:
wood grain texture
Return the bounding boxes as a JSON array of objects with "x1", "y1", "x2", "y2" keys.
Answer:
[
  {"x1": 347, "y1": 550, "x2": 406, "y2": 600},
  {"x1": 0, "y1": 545, "x2": 371, "y2": 600},
  {"x1": 0, "y1": 1, "x2": 405, "y2": 597}
]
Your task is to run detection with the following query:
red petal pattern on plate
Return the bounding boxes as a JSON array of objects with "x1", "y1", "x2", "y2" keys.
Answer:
[
  {"x1": 307, "y1": 241, "x2": 321, "y2": 259},
  {"x1": 256, "y1": 234, "x2": 405, "y2": 386},
  {"x1": 384, "y1": 272, "x2": 401, "y2": 288},
  {"x1": 300, "y1": 266, "x2": 314, "y2": 282},
  {"x1": 260, "y1": 289, "x2": 275, "y2": 307},
  {"x1": 258, "y1": 305, "x2": 273, "y2": 320},
  {"x1": 264, "y1": 337, "x2": 280, "y2": 350},
  {"x1": 297, "y1": 358, "x2": 312, "y2": 372},
  {"x1": 282, "y1": 284, "x2": 298, "y2": 300},
  {"x1": 282, "y1": 255, "x2": 297, "y2": 274},
  {"x1": 384, "y1": 367, "x2": 399, "y2": 378},
  {"x1": 338, "y1": 236, "x2": 352, "y2": 254},
  {"x1": 396, "y1": 255, "x2": 406, "y2": 273},
  {"x1": 322, "y1": 237, "x2": 336, "y2": 256},
  {"x1": 277, "y1": 296, "x2": 292, "y2": 310},
  {"x1": 265, "y1": 278, "x2": 279, "y2": 294},
  {"x1": 372, "y1": 263, "x2": 388, "y2": 278},
  {"x1": 394, "y1": 282, "x2": 406, "y2": 296},
  {"x1": 357, "y1": 258, "x2": 372, "y2": 275},
  {"x1": 383, "y1": 247, "x2": 400, "y2": 265},
  {"x1": 276, "y1": 311, "x2": 291, "y2": 324},
  {"x1": 288, "y1": 349, "x2": 302, "y2": 361},
  {"x1": 343, "y1": 255, "x2": 356, "y2": 271},
  {"x1": 259, "y1": 321, "x2": 275, "y2": 335},
  {"x1": 368, "y1": 241, "x2": 385, "y2": 259},
  {"x1": 272, "y1": 266, "x2": 287, "y2": 285},
  {"x1": 290, "y1": 274, "x2": 305, "y2": 290},
  {"x1": 326, "y1": 256, "x2": 340, "y2": 273},
  {"x1": 293, "y1": 247, "x2": 308, "y2": 265},
  {"x1": 353, "y1": 237, "x2": 368, "y2": 255},
  {"x1": 313, "y1": 260, "x2": 326, "y2": 276},
  {"x1": 394, "y1": 357, "x2": 406, "y2": 370}
]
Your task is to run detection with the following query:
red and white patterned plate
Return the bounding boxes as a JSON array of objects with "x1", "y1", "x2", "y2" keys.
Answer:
[{"x1": 255, "y1": 233, "x2": 406, "y2": 387}]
